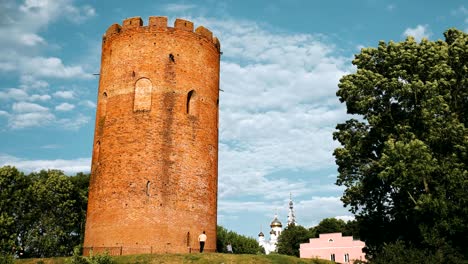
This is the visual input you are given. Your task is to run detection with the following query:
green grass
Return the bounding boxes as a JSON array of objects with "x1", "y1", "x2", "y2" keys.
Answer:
[{"x1": 15, "y1": 253, "x2": 333, "y2": 264}]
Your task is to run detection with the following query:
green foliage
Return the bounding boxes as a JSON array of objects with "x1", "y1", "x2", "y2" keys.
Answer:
[
  {"x1": 311, "y1": 218, "x2": 359, "y2": 239},
  {"x1": 277, "y1": 224, "x2": 314, "y2": 257},
  {"x1": 0, "y1": 166, "x2": 30, "y2": 255},
  {"x1": 66, "y1": 247, "x2": 115, "y2": 264},
  {"x1": 0, "y1": 166, "x2": 90, "y2": 258},
  {"x1": 216, "y1": 225, "x2": 264, "y2": 254},
  {"x1": 370, "y1": 240, "x2": 468, "y2": 264},
  {"x1": 67, "y1": 247, "x2": 88, "y2": 264},
  {"x1": 334, "y1": 28, "x2": 468, "y2": 260},
  {"x1": 0, "y1": 254, "x2": 14, "y2": 264},
  {"x1": 87, "y1": 252, "x2": 115, "y2": 264},
  {"x1": 313, "y1": 218, "x2": 346, "y2": 236}
]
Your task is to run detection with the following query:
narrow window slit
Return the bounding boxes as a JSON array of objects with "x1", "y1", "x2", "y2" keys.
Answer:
[
  {"x1": 187, "y1": 90, "x2": 195, "y2": 114},
  {"x1": 146, "y1": 181, "x2": 151, "y2": 196}
]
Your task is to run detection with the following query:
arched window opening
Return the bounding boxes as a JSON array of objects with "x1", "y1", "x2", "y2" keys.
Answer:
[
  {"x1": 134, "y1": 78, "x2": 153, "y2": 111},
  {"x1": 146, "y1": 181, "x2": 151, "y2": 196},
  {"x1": 186, "y1": 232, "x2": 190, "y2": 247},
  {"x1": 216, "y1": 98, "x2": 219, "y2": 129},
  {"x1": 101, "y1": 92, "x2": 108, "y2": 116},
  {"x1": 187, "y1": 90, "x2": 196, "y2": 115},
  {"x1": 93, "y1": 140, "x2": 101, "y2": 165}
]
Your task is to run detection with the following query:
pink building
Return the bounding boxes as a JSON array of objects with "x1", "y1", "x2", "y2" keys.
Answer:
[{"x1": 300, "y1": 233, "x2": 366, "y2": 263}]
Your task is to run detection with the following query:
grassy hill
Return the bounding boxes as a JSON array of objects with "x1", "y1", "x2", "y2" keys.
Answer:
[{"x1": 15, "y1": 253, "x2": 333, "y2": 264}]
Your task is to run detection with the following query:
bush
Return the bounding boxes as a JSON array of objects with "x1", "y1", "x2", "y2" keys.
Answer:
[
  {"x1": 88, "y1": 253, "x2": 114, "y2": 264},
  {"x1": 66, "y1": 247, "x2": 115, "y2": 264},
  {"x1": 370, "y1": 240, "x2": 467, "y2": 264},
  {"x1": 0, "y1": 254, "x2": 14, "y2": 264},
  {"x1": 217, "y1": 225, "x2": 264, "y2": 254}
]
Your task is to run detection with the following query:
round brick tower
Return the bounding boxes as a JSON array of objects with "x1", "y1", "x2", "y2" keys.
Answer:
[{"x1": 83, "y1": 16, "x2": 220, "y2": 255}]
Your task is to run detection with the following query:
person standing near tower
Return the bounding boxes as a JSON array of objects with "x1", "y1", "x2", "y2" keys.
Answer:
[{"x1": 198, "y1": 231, "x2": 207, "y2": 253}]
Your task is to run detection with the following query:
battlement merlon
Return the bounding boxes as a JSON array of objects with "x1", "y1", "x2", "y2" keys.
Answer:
[{"x1": 102, "y1": 16, "x2": 221, "y2": 52}]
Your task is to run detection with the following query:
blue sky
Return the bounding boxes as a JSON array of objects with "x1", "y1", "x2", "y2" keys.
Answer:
[{"x1": 1, "y1": 0, "x2": 467, "y2": 239}]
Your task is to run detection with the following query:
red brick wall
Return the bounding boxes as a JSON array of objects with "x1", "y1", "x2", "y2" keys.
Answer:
[{"x1": 83, "y1": 16, "x2": 220, "y2": 255}]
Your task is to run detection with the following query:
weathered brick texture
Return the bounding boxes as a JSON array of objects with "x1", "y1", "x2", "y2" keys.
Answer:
[{"x1": 83, "y1": 16, "x2": 220, "y2": 255}]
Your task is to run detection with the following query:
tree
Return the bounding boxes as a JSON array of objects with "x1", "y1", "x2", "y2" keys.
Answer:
[
  {"x1": 310, "y1": 218, "x2": 359, "y2": 239},
  {"x1": 216, "y1": 225, "x2": 264, "y2": 254},
  {"x1": 312, "y1": 218, "x2": 346, "y2": 237},
  {"x1": 69, "y1": 172, "x2": 91, "y2": 248},
  {"x1": 24, "y1": 170, "x2": 82, "y2": 257},
  {"x1": 334, "y1": 28, "x2": 468, "y2": 261},
  {"x1": 0, "y1": 166, "x2": 90, "y2": 258},
  {"x1": 0, "y1": 166, "x2": 31, "y2": 255},
  {"x1": 276, "y1": 224, "x2": 313, "y2": 257}
]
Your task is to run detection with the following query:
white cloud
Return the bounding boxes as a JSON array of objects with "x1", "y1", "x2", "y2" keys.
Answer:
[
  {"x1": 64, "y1": 4, "x2": 96, "y2": 23},
  {"x1": 7, "y1": 102, "x2": 54, "y2": 129},
  {"x1": 20, "y1": 75, "x2": 49, "y2": 90},
  {"x1": 189, "y1": 18, "x2": 349, "y2": 202},
  {"x1": 0, "y1": 88, "x2": 51, "y2": 102},
  {"x1": 53, "y1": 90, "x2": 75, "y2": 99},
  {"x1": 0, "y1": 110, "x2": 9, "y2": 117},
  {"x1": 218, "y1": 196, "x2": 352, "y2": 230},
  {"x1": 24, "y1": 57, "x2": 91, "y2": 79},
  {"x1": 0, "y1": 88, "x2": 29, "y2": 101},
  {"x1": 451, "y1": 6, "x2": 468, "y2": 16},
  {"x1": 19, "y1": 33, "x2": 45, "y2": 46},
  {"x1": 12, "y1": 102, "x2": 48, "y2": 113},
  {"x1": 0, "y1": 1, "x2": 94, "y2": 81},
  {"x1": 403, "y1": 24, "x2": 432, "y2": 42},
  {"x1": 56, "y1": 113, "x2": 90, "y2": 130},
  {"x1": 335, "y1": 215, "x2": 355, "y2": 222},
  {"x1": 19, "y1": 0, "x2": 95, "y2": 27},
  {"x1": 30, "y1": 94, "x2": 51, "y2": 101},
  {"x1": 0, "y1": 153, "x2": 90, "y2": 175},
  {"x1": 296, "y1": 197, "x2": 351, "y2": 227},
  {"x1": 0, "y1": 53, "x2": 91, "y2": 79},
  {"x1": 0, "y1": 91, "x2": 89, "y2": 130},
  {"x1": 41, "y1": 144, "x2": 61, "y2": 149},
  {"x1": 9, "y1": 111, "x2": 55, "y2": 129},
  {"x1": 80, "y1": 100, "x2": 96, "y2": 108},
  {"x1": 55, "y1": 102, "x2": 75, "y2": 111},
  {"x1": 387, "y1": 4, "x2": 396, "y2": 11},
  {"x1": 163, "y1": 3, "x2": 196, "y2": 13}
]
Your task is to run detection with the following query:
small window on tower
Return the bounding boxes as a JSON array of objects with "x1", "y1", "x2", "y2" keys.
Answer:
[
  {"x1": 187, "y1": 90, "x2": 196, "y2": 115},
  {"x1": 93, "y1": 140, "x2": 101, "y2": 165},
  {"x1": 134, "y1": 78, "x2": 152, "y2": 111},
  {"x1": 146, "y1": 181, "x2": 151, "y2": 196},
  {"x1": 101, "y1": 92, "x2": 108, "y2": 116}
]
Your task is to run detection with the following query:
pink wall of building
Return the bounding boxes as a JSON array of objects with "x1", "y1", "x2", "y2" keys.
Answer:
[{"x1": 300, "y1": 233, "x2": 366, "y2": 263}]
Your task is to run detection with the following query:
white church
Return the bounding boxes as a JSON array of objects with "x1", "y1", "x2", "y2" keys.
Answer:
[{"x1": 258, "y1": 194, "x2": 297, "y2": 254}]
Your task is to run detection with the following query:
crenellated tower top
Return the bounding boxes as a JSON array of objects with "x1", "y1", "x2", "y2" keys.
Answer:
[{"x1": 102, "y1": 16, "x2": 221, "y2": 52}]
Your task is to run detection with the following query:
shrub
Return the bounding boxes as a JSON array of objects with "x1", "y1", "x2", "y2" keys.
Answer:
[{"x1": 0, "y1": 254, "x2": 14, "y2": 264}]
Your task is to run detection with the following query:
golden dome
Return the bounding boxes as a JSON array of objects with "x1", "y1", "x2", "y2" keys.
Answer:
[{"x1": 270, "y1": 216, "x2": 282, "y2": 228}]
